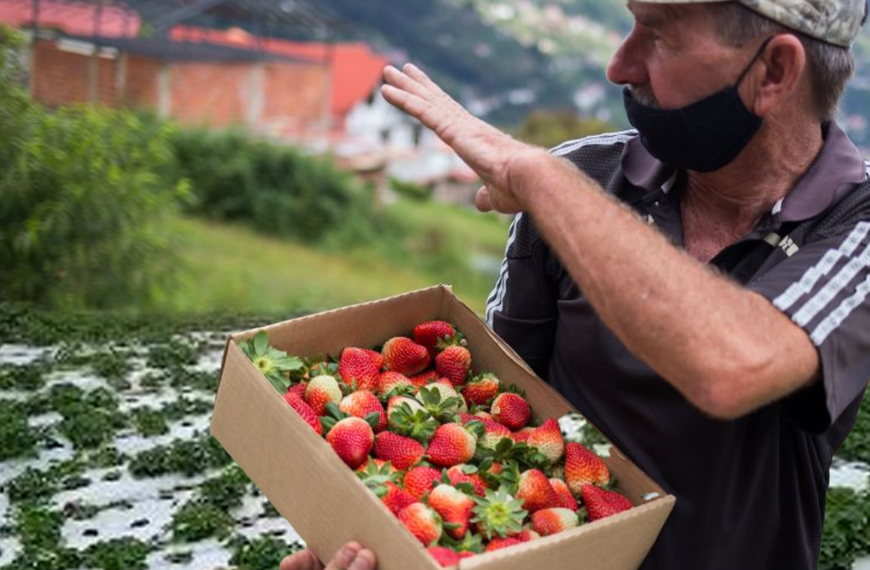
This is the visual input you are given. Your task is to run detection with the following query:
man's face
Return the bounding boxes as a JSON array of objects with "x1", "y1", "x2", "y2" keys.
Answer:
[{"x1": 607, "y1": 1, "x2": 757, "y2": 109}]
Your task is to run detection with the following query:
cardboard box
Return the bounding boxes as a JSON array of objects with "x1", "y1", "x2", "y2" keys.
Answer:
[{"x1": 211, "y1": 285, "x2": 675, "y2": 570}]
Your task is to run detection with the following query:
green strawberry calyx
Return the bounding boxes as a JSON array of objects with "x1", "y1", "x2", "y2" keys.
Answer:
[{"x1": 240, "y1": 331, "x2": 303, "y2": 394}]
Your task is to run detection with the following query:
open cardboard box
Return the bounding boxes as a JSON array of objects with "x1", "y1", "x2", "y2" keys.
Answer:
[{"x1": 211, "y1": 285, "x2": 675, "y2": 570}]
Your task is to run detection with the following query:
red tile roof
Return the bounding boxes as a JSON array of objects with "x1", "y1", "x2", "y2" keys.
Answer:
[{"x1": 0, "y1": 0, "x2": 140, "y2": 37}]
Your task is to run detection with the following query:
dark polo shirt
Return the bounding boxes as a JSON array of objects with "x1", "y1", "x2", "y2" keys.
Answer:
[{"x1": 486, "y1": 124, "x2": 870, "y2": 569}]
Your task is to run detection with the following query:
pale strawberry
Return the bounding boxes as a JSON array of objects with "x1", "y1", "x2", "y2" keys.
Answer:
[
  {"x1": 484, "y1": 537, "x2": 523, "y2": 552},
  {"x1": 425, "y1": 382, "x2": 467, "y2": 415},
  {"x1": 550, "y1": 478, "x2": 579, "y2": 511},
  {"x1": 463, "y1": 373, "x2": 501, "y2": 407},
  {"x1": 527, "y1": 418, "x2": 565, "y2": 464},
  {"x1": 403, "y1": 466, "x2": 443, "y2": 500},
  {"x1": 373, "y1": 431, "x2": 425, "y2": 470},
  {"x1": 427, "y1": 423, "x2": 478, "y2": 467},
  {"x1": 338, "y1": 347, "x2": 380, "y2": 392},
  {"x1": 398, "y1": 502, "x2": 443, "y2": 546},
  {"x1": 531, "y1": 508, "x2": 579, "y2": 537},
  {"x1": 491, "y1": 393, "x2": 531, "y2": 430},
  {"x1": 461, "y1": 417, "x2": 511, "y2": 450},
  {"x1": 339, "y1": 391, "x2": 387, "y2": 432},
  {"x1": 474, "y1": 411, "x2": 493, "y2": 421},
  {"x1": 382, "y1": 481, "x2": 418, "y2": 515},
  {"x1": 363, "y1": 348, "x2": 385, "y2": 370},
  {"x1": 446, "y1": 465, "x2": 488, "y2": 497},
  {"x1": 378, "y1": 371, "x2": 415, "y2": 398},
  {"x1": 511, "y1": 427, "x2": 535, "y2": 443},
  {"x1": 282, "y1": 392, "x2": 322, "y2": 435},
  {"x1": 435, "y1": 345, "x2": 472, "y2": 387},
  {"x1": 325, "y1": 416, "x2": 373, "y2": 469},
  {"x1": 564, "y1": 442, "x2": 610, "y2": 494},
  {"x1": 516, "y1": 469, "x2": 561, "y2": 513},
  {"x1": 581, "y1": 485, "x2": 633, "y2": 521},
  {"x1": 386, "y1": 395, "x2": 425, "y2": 422},
  {"x1": 409, "y1": 369, "x2": 439, "y2": 388},
  {"x1": 304, "y1": 375, "x2": 342, "y2": 416},
  {"x1": 413, "y1": 321, "x2": 456, "y2": 357},
  {"x1": 429, "y1": 483, "x2": 475, "y2": 539},
  {"x1": 427, "y1": 546, "x2": 462, "y2": 568},
  {"x1": 514, "y1": 528, "x2": 541, "y2": 542},
  {"x1": 382, "y1": 337, "x2": 431, "y2": 376}
]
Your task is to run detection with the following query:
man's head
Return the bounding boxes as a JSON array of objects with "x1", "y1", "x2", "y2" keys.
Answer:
[{"x1": 608, "y1": 0, "x2": 865, "y2": 122}]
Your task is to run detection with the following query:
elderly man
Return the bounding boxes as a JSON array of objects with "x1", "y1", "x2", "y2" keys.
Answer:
[{"x1": 282, "y1": 0, "x2": 870, "y2": 568}]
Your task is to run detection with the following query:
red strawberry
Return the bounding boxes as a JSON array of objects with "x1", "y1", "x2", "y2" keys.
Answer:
[
  {"x1": 435, "y1": 345, "x2": 471, "y2": 387},
  {"x1": 378, "y1": 371, "x2": 414, "y2": 398},
  {"x1": 427, "y1": 424, "x2": 478, "y2": 467},
  {"x1": 527, "y1": 418, "x2": 564, "y2": 464},
  {"x1": 516, "y1": 469, "x2": 561, "y2": 513},
  {"x1": 581, "y1": 485, "x2": 633, "y2": 521},
  {"x1": 409, "y1": 370, "x2": 439, "y2": 388},
  {"x1": 404, "y1": 466, "x2": 442, "y2": 500},
  {"x1": 382, "y1": 481, "x2": 418, "y2": 515},
  {"x1": 462, "y1": 417, "x2": 511, "y2": 450},
  {"x1": 564, "y1": 442, "x2": 610, "y2": 494},
  {"x1": 382, "y1": 337, "x2": 431, "y2": 376},
  {"x1": 491, "y1": 393, "x2": 531, "y2": 430},
  {"x1": 282, "y1": 392, "x2": 322, "y2": 435},
  {"x1": 414, "y1": 321, "x2": 457, "y2": 356},
  {"x1": 511, "y1": 427, "x2": 535, "y2": 443},
  {"x1": 373, "y1": 431, "x2": 425, "y2": 471},
  {"x1": 550, "y1": 478, "x2": 579, "y2": 511},
  {"x1": 427, "y1": 546, "x2": 461, "y2": 568},
  {"x1": 304, "y1": 375, "x2": 342, "y2": 416},
  {"x1": 356, "y1": 458, "x2": 396, "y2": 474},
  {"x1": 285, "y1": 382, "x2": 307, "y2": 399},
  {"x1": 339, "y1": 347, "x2": 380, "y2": 392},
  {"x1": 463, "y1": 373, "x2": 500, "y2": 406},
  {"x1": 514, "y1": 528, "x2": 540, "y2": 542},
  {"x1": 429, "y1": 483, "x2": 474, "y2": 539},
  {"x1": 474, "y1": 411, "x2": 493, "y2": 421},
  {"x1": 325, "y1": 417, "x2": 373, "y2": 469},
  {"x1": 531, "y1": 508, "x2": 579, "y2": 537},
  {"x1": 398, "y1": 502, "x2": 443, "y2": 546},
  {"x1": 446, "y1": 465, "x2": 488, "y2": 497},
  {"x1": 484, "y1": 537, "x2": 523, "y2": 552},
  {"x1": 364, "y1": 348, "x2": 385, "y2": 370},
  {"x1": 339, "y1": 391, "x2": 387, "y2": 432}
]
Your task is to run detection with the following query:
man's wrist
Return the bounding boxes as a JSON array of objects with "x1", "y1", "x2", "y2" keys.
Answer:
[{"x1": 506, "y1": 146, "x2": 555, "y2": 211}]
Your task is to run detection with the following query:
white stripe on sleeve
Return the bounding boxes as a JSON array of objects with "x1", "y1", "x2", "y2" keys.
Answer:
[
  {"x1": 792, "y1": 240, "x2": 870, "y2": 326},
  {"x1": 810, "y1": 273, "x2": 870, "y2": 345}
]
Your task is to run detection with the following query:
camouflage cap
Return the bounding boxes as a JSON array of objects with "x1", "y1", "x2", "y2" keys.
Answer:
[{"x1": 638, "y1": 0, "x2": 868, "y2": 47}]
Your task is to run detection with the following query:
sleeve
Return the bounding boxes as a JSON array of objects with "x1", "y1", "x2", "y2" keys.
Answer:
[
  {"x1": 485, "y1": 213, "x2": 559, "y2": 380},
  {"x1": 748, "y1": 221, "x2": 870, "y2": 433}
]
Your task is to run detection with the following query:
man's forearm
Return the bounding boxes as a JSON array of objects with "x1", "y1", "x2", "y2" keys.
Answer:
[{"x1": 511, "y1": 150, "x2": 819, "y2": 418}]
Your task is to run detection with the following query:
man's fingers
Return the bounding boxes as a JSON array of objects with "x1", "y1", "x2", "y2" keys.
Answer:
[
  {"x1": 279, "y1": 549, "x2": 323, "y2": 570},
  {"x1": 347, "y1": 548, "x2": 376, "y2": 570},
  {"x1": 383, "y1": 65, "x2": 430, "y2": 100},
  {"x1": 475, "y1": 186, "x2": 493, "y2": 212},
  {"x1": 402, "y1": 63, "x2": 449, "y2": 99},
  {"x1": 324, "y1": 542, "x2": 364, "y2": 570}
]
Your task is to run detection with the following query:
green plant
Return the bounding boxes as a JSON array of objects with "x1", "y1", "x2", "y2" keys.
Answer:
[
  {"x1": 197, "y1": 466, "x2": 251, "y2": 511},
  {"x1": 0, "y1": 399, "x2": 38, "y2": 460},
  {"x1": 229, "y1": 536, "x2": 304, "y2": 570},
  {"x1": 146, "y1": 338, "x2": 200, "y2": 369},
  {"x1": 81, "y1": 538, "x2": 151, "y2": 570},
  {"x1": 131, "y1": 407, "x2": 169, "y2": 437},
  {"x1": 170, "y1": 501, "x2": 234, "y2": 542},
  {"x1": 819, "y1": 486, "x2": 870, "y2": 569},
  {"x1": 390, "y1": 177, "x2": 433, "y2": 201},
  {"x1": 128, "y1": 436, "x2": 231, "y2": 478}
]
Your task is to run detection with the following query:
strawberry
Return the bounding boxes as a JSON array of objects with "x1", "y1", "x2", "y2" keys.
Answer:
[
  {"x1": 427, "y1": 546, "x2": 462, "y2": 568},
  {"x1": 514, "y1": 528, "x2": 540, "y2": 542},
  {"x1": 282, "y1": 392, "x2": 323, "y2": 435},
  {"x1": 382, "y1": 481, "x2": 418, "y2": 515},
  {"x1": 446, "y1": 465, "x2": 488, "y2": 497},
  {"x1": 427, "y1": 423, "x2": 479, "y2": 467},
  {"x1": 564, "y1": 442, "x2": 610, "y2": 494},
  {"x1": 413, "y1": 320, "x2": 457, "y2": 357},
  {"x1": 549, "y1": 478, "x2": 579, "y2": 511},
  {"x1": 325, "y1": 416, "x2": 373, "y2": 469},
  {"x1": 409, "y1": 370, "x2": 439, "y2": 388},
  {"x1": 339, "y1": 390, "x2": 387, "y2": 432},
  {"x1": 484, "y1": 537, "x2": 523, "y2": 552},
  {"x1": 304, "y1": 375, "x2": 342, "y2": 416},
  {"x1": 511, "y1": 427, "x2": 535, "y2": 443},
  {"x1": 471, "y1": 488, "x2": 527, "y2": 540},
  {"x1": 382, "y1": 337, "x2": 431, "y2": 376},
  {"x1": 429, "y1": 483, "x2": 475, "y2": 539},
  {"x1": 339, "y1": 347, "x2": 380, "y2": 392},
  {"x1": 531, "y1": 508, "x2": 580, "y2": 537},
  {"x1": 363, "y1": 348, "x2": 385, "y2": 370},
  {"x1": 435, "y1": 345, "x2": 472, "y2": 387},
  {"x1": 421, "y1": 383, "x2": 467, "y2": 417},
  {"x1": 398, "y1": 502, "x2": 443, "y2": 546},
  {"x1": 527, "y1": 418, "x2": 565, "y2": 464},
  {"x1": 387, "y1": 398, "x2": 439, "y2": 444},
  {"x1": 474, "y1": 411, "x2": 493, "y2": 421},
  {"x1": 404, "y1": 466, "x2": 443, "y2": 499},
  {"x1": 387, "y1": 395, "x2": 425, "y2": 421},
  {"x1": 373, "y1": 431, "x2": 425, "y2": 470},
  {"x1": 378, "y1": 371, "x2": 415, "y2": 399},
  {"x1": 581, "y1": 485, "x2": 633, "y2": 521},
  {"x1": 356, "y1": 458, "x2": 396, "y2": 474},
  {"x1": 285, "y1": 382, "x2": 308, "y2": 399},
  {"x1": 491, "y1": 393, "x2": 531, "y2": 430},
  {"x1": 463, "y1": 373, "x2": 500, "y2": 407},
  {"x1": 516, "y1": 469, "x2": 561, "y2": 513},
  {"x1": 475, "y1": 418, "x2": 513, "y2": 450}
]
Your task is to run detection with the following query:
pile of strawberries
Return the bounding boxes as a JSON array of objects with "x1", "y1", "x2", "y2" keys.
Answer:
[{"x1": 243, "y1": 321, "x2": 633, "y2": 567}]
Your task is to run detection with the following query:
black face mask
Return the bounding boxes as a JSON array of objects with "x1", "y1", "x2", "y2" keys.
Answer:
[{"x1": 622, "y1": 37, "x2": 774, "y2": 173}]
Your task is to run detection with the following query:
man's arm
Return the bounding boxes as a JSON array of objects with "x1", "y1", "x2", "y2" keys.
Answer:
[{"x1": 381, "y1": 64, "x2": 819, "y2": 420}]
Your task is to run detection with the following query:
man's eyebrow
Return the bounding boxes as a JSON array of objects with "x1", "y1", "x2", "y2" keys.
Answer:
[{"x1": 627, "y1": 2, "x2": 683, "y2": 28}]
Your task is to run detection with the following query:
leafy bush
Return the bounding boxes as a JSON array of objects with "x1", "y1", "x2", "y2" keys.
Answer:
[
  {"x1": 81, "y1": 538, "x2": 151, "y2": 570},
  {"x1": 170, "y1": 501, "x2": 234, "y2": 542},
  {"x1": 229, "y1": 536, "x2": 303, "y2": 570},
  {"x1": 819, "y1": 486, "x2": 870, "y2": 569},
  {"x1": 0, "y1": 400, "x2": 37, "y2": 461}
]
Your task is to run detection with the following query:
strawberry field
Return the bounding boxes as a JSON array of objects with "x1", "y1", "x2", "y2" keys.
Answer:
[{"x1": 1, "y1": 307, "x2": 869, "y2": 570}]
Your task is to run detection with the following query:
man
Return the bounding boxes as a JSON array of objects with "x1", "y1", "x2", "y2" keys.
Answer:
[{"x1": 283, "y1": 0, "x2": 870, "y2": 568}]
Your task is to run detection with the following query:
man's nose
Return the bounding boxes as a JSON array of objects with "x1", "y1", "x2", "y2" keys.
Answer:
[{"x1": 606, "y1": 30, "x2": 649, "y2": 87}]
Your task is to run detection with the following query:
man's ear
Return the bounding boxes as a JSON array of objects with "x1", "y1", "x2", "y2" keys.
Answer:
[{"x1": 747, "y1": 34, "x2": 806, "y2": 117}]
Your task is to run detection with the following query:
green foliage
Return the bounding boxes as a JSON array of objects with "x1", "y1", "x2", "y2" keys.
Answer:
[
  {"x1": 170, "y1": 502, "x2": 234, "y2": 542},
  {"x1": 0, "y1": 363, "x2": 48, "y2": 391},
  {"x1": 512, "y1": 110, "x2": 615, "y2": 150},
  {"x1": 390, "y1": 177, "x2": 433, "y2": 202},
  {"x1": 229, "y1": 536, "x2": 304, "y2": 570},
  {"x1": 819, "y1": 486, "x2": 870, "y2": 569},
  {"x1": 90, "y1": 348, "x2": 130, "y2": 382},
  {"x1": 146, "y1": 338, "x2": 200, "y2": 369},
  {"x1": 838, "y1": 397, "x2": 870, "y2": 464},
  {"x1": 128, "y1": 436, "x2": 232, "y2": 478},
  {"x1": 81, "y1": 538, "x2": 151, "y2": 570},
  {"x1": 56, "y1": 388, "x2": 127, "y2": 450},
  {"x1": 239, "y1": 331, "x2": 302, "y2": 393},
  {"x1": 12, "y1": 505, "x2": 64, "y2": 552},
  {"x1": 6, "y1": 468, "x2": 60, "y2": 504},
  {"x1": 197, "y1": 466, "x2": 251, "y2": 511},
  {"x1": 0, "y1": 399, "x2": 38, "y2": 460},
  {"x1": 131, "y1": 407, "x2": 169, "y2": 436}
]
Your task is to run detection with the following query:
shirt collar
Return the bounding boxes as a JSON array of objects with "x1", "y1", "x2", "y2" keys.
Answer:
[{"x1": 621, "y1": 122, "x2": 868, "y2": 222}]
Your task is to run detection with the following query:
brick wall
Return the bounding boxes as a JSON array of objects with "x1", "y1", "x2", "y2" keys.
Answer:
[{"x1": 32, "y1": 40, "x2": 117, "y2": 107}]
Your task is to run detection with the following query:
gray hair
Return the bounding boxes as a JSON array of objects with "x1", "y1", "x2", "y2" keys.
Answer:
[{"x1": 711, "y1": 2, "x2": 855, "y2": 122}]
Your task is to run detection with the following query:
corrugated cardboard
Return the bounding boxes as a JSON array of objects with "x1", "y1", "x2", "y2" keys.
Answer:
[{"x1": 211, "y1": 285, "x2": 675, "y2": 570}]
